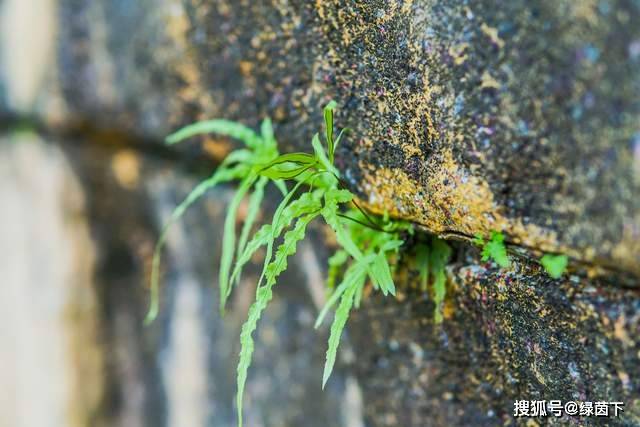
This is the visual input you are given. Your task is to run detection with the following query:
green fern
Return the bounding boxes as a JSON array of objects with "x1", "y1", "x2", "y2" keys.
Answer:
[
  {"x1": 145, "y1": 118, "x2": 281, "y2": 325},
  {"x1": 149, "y1": 103, "x2": 413, "y2": 426},
  {"x1": 474, "y1": 230, "x2": 510, "y2": 268},
  {"x1": 413, "y1": 238, "x2": 451, "y2": 323},
  {"x1": 540, "y1": 253, "x2": 568, "y2": 279}
]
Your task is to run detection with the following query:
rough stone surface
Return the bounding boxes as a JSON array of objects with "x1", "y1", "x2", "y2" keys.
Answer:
[
  {"x1": 2, "y1": 1, "x2": 640, "y2": 426},
  {"x1": 351, "y1": 250, "x2": 640, "y2": 426},
  {"x1": 2, "y1": 0, "x2": 638, "y2": 274}
]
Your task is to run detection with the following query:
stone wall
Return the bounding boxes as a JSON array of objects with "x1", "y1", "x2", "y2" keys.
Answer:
[{"x1": 1, "y1": 0, "x2": 638, "y2": 426}]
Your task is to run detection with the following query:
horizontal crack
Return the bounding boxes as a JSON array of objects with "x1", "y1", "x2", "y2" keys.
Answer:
[{"x1": 3, "y1": 114, "x2": 637, "y2": 289}]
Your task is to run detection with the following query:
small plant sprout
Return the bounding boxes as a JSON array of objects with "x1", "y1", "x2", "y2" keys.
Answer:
[
  {"x1": 540, "y1": 254, "x2": 568, "y2": 279},
  {"x1": 474, "y1": 230, "x2": 510, "y2": 268},
  {"x1": 147, "y1": 102, "x2": 414, "y2": 427},
  {"x1": 415, "y1": 238, "x2": 452, "y2": 323}
]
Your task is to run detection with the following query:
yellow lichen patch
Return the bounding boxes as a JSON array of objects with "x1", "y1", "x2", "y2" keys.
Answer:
[
  {"x1": 202, "y1": 138, "x2": 232, "y2": 161},
  {"x1": 359, "y1": 147, "x2": 567, "y2": 258},
  {"x1": 111, "y1": 149, "x2": 140, "y2": 190},
  {"x1": 448, "y1": 43, "x2": 469, "y2": 65},
  {"x1": 480, "y1": 71, "x2": 501, "y2": 90},
  {"x1": 480, "y1": 23, "x2": 505, "y2": 49}
]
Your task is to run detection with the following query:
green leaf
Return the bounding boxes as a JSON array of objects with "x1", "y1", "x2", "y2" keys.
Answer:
[
  {"x1": 236, "y1": 176, "x2": 268, "y2": 268},
  {"x1": 353, "y1": 274, "x2": 366, "y2": 309},
  {"x1": 236, "y1": 213, "x2": 317, "y2": 426},
  {"x1": 380, "y1": 239, "x2": 404, "y2": 252},
  {"x1": 259, "y1": 152, "x2": 317, "y2": 170},
  {"x1": 236, "y1": 285, "x2": 269, "y2": 427},
  {"x1": 315, "y1": 261, "x2": 367, "y2": 328},
  {"x1": 415, "y1": 243, "x2": 430, "y2": 292},
  {"x1": 259, "y1": 163, "x2": 316, "y2": 180},
  {"x1": 333, "y1": 128, "x2": 348, "y2": 152},
  {"x1": 274, "y1": 179, "x2": 288, "y2": 196},
  {"x1": 322, "y1": 201, "x2": 363, "y2": 261},
  {"x1": 325, "y1": 188, "x2": 353, "y2": 204},
  {"x1": 230, "y1": 224, "x2": 272, "y2": 286},
  {"x1": 219, "y1": 175, "x2": 257, "y2": 313},
  {"x1": 166, "y1": 119, "x2": 261, "y2": 148},
  {"x1": 311, "y1": 133, "x2": 335, "y2": 173},
  {"x1": 324, "y1": 101, "x2": 337, "y2": 161},
  {"x1": 481, "y1": 231, "x2": 510, "y2": 268},
  {"x1": 253, "y1": 179, "x2": 314, "y2": 293},
  {"x1": 260, "y1": 118, "x2": 276, "y2": 148},
  {"x1": 322, "y1": 278, "x2": 357, "y2": 388},
  {"x1": 145, "y1": 163, "x2": 245, "y2": 325},
  {"x1": 540, "y1": 254, "x2": 568, "y2": 279},
  {"x1": 430, "y1": 238, "x2": 452, "y2": 324},
  {"x1": 368, "y1": 252, "x2": 396, "y2": 296}
]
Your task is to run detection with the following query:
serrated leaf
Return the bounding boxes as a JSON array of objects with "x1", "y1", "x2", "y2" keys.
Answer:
[
  {"x1": 166, "y1": 119, "x2": 261, "y2": 148},
  {"x1": 325, "y1": 188, "x2": 353, "y2": 204},
  {"x1": 540, "y1": 254, "x2": 568, "y2": 279},
  {"x1": 236, "y1": 212, "x2": 317, "y2": 427},
  {"x1": 368, "y1": 252, "x2": 396, "y2": 296},
  {"x1": 219, "y1": 175, "x2": 257, "y2": 313},
  {"x1": 315, "y1": 261, "x2": 367, "y2": 328},
  {"x1": 322, "y1": 199, "x2": 363, "y2": 261},
  {"x1": 254, "y1": 179, "x2": 314, "y2": 293},
  {"x1": 230, "y1": 223, "x2": 272, "y2": 287},
  {"x1": 236, "y1": 285, "x2": 270, "y2": 427},
  {"x1": 322, "y1": 279, "x2": 357, "y2": 389},
  {"x1": 481, "y1": 231, "x2": 510, "y2": 268},
  {"x1": 145, "y1": 163, "x2": 246, "y2": 324}
]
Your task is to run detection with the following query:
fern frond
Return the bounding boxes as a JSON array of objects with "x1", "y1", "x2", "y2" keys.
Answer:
[
  {"x1": 430, "y1": 238, "x2": 452, "y2": 324},
  {"x1": 236, "y1": 176, "x2": 268, "y2": 263},
  {"x1": 220, "y1": 175, "x2": 257, "y2": 312},
  {"x1": 481, "y1": 231, "x2": 510, "y2": 268},
  {"x1": 540, "y1": 254, "x2": 568, "y2": 279},
  {"x1": 166, "y1": 119, "x2": 261, "y2": 148},
  {"x1": 145, "y1": 164, "x2": 247, "y2": 324},
  {"x1": 322, "y1": 279, "x2": 357, "y2": 388},
  {"x1": 236, "y1": 212, "x2": 318, "y2": 426},
  {"x1": 315, "y1": 262, "x2": 367, "y2": 328}
]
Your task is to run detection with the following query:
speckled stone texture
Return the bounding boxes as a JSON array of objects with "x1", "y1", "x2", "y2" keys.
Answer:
[
  {"x1": 5, "y1": 0, "x2": 638, "y2": 273},
  {"x1": 1, "y1": 0, "x2": 639, "y2": 426}
]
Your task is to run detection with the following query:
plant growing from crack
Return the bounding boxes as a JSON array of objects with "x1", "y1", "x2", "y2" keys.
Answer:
[
  {"x1": 145, "y1": 102, "x2": 425, "y2": 426},
  {"x1": 474, "y1": 231, "x2": 569, "y2": 278},
  {"x1": 415, "y1": 238, "x2": 452, "y2": 323}
]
